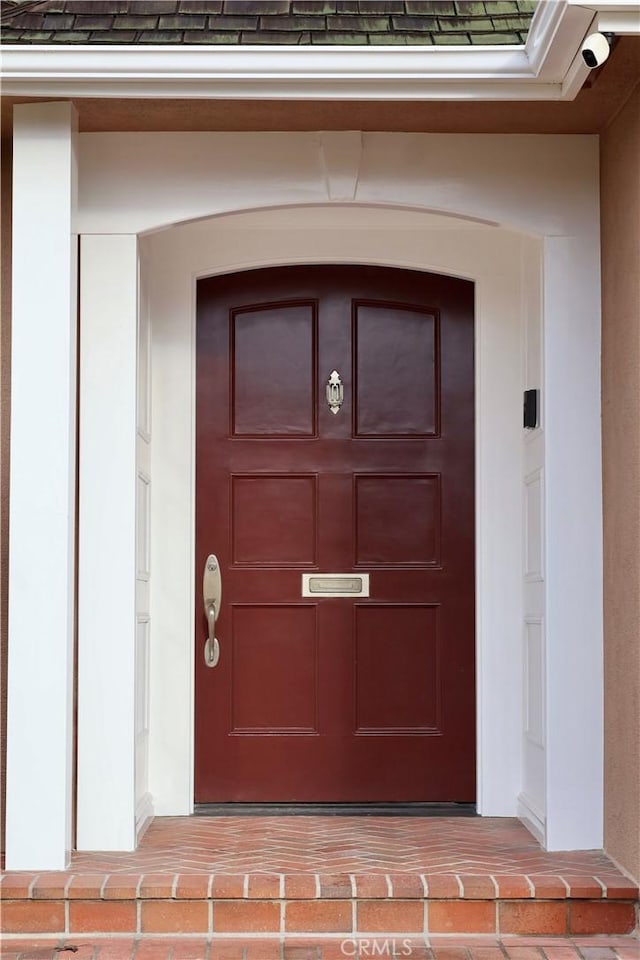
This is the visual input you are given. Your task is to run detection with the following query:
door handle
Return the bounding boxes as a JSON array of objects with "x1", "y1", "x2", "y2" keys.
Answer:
[{"x1": 203, "y1": 554, "x2": 222, "y2": 668}]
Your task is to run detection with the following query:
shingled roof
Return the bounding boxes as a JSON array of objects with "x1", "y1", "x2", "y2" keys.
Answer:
[{"x1": 0, "y1": 1, "x2": 537, "y2": 46}]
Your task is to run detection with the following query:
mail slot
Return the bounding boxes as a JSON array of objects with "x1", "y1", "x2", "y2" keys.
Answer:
[{"x1": 302, "y1": 573, "x2": 370, "y2": 598}]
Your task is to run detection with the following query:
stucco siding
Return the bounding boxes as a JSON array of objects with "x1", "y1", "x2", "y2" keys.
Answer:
[{"x1": 601, "y1": 81, "x2": 640, "y2": 884}]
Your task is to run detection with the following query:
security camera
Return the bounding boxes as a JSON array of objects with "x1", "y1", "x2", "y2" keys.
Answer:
[{"x1": 581, "y1": 32, "x2": 613, "y2": 69}]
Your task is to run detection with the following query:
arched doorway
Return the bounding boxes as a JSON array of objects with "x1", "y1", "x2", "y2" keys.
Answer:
[{"x1": 145, "y1": 206, "x2": 527, "y2": 823}]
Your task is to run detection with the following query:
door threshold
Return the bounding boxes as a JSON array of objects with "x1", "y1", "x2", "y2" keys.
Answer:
[{"x1": 194, "y1": 802, "x2": 476, "y2": 817}]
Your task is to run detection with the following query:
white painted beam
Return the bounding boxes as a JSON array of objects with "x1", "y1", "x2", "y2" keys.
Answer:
[
  {"x1": 77, "y1": 235, "x2": 138, "y2": 851},
  {"x1": 6, "y1": 101, "x2": 78, "y2": 871}
]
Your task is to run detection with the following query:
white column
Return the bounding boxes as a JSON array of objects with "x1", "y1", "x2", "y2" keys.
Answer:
[
  {"x1": 543, "y1": 235, "x2": 604, "y2": 849},
  {"x1": 77, "y1": 235, "x2": 138, "y2": 850},
  {"x1": 6, "y1": 102, "x2": 78, "y2": 870}
]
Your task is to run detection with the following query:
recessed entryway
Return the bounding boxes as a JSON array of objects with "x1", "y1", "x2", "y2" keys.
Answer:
[
  {"x1": 5, "y1": 118, "x2": 606, "y2": 867},
  {"x1": 144, "y1": 207, "x2": 527, "y2": 827}
]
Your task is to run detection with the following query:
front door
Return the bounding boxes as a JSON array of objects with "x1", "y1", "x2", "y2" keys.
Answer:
[{"x1": 195, "y1": 265, "x2": 475, "y2": 802}]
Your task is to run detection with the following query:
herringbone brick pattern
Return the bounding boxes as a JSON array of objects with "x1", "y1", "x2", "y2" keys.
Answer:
[
  {"x1": 67, "y1": 817, "x2": 632, "y2": 878},
  {"x1": 2, "y1": 819, "x2": 637, "y2": 944}
]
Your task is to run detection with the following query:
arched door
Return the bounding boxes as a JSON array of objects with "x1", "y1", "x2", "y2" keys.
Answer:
[{"x1": 194, "y1": 265, "x2": 475, "y2": 802}]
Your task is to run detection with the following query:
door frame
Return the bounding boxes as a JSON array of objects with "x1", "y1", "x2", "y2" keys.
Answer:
[{"x1": 145, "y1": 206, "x2": 531, "y2": 826}]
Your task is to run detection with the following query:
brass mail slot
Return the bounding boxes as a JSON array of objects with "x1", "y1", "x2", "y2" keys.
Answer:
[{"x1": 302, "y1": 574, "x2": 370, "y2": 598}]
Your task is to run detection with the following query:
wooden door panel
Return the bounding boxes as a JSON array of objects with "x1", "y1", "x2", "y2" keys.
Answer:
[
  {"x1": 354, "y1": 604, "x2": 440, "y2": 734},
  {"x1": 230, "y1": 605, "x2": 318, "y2": 735},
  {"x1": 354, "y1": 302, "x2": 438, "y2": 437},
  {"x1": 231, "y1": 474, "x2": 318, "y2": 566},
  {"x1": 195, "y1": 264, "x2": 475, "y2": 803},
  {"x1": 232, "y1": 301, "x2": 317, "y2": 437},
  {"x1": 354, "y1": 474, "x2": 441, "y2": 567}
]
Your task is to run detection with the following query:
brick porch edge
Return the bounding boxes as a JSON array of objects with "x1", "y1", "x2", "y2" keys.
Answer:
[{"x1": 1, "y1": 872, "x2": 638, "y2": 938}]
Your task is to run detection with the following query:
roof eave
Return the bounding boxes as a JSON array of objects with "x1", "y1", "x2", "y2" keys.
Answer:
[{"x1": 0, "y1": 1, "x2": 636, "y2": 102}]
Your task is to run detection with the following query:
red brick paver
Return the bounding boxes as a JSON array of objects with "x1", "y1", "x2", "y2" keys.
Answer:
[{"x1": 2, "y1": 819, "x2": 637, "y2": 943}]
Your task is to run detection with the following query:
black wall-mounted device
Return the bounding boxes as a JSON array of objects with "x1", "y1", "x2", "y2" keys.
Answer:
[{"x1": 524, "y1": 389, "x2": 539, "y2": 430}]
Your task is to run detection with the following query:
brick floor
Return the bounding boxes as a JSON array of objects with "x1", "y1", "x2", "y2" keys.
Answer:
[
  {"x1": 61, "y1": 817, "x2": 634, "y2": 877},
  {"x1": 2, "y1": 818, "x2": 638, "y2": 942}
]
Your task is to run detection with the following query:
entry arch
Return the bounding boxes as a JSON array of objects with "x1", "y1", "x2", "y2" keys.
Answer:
[{"x1": 143, "y1": 204, "x2": 528, "y2": 825}]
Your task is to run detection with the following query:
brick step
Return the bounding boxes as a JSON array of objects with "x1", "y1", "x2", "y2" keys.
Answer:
[
  {"x1": 1, "y1": 936, "x2": 640, "y2": 960},
  {"x1": 1, "y1": 872, "x2": 638, "y2": 939}
]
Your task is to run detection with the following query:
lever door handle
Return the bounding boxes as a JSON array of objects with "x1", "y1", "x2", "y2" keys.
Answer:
[{"x1": 203, "y1": 554, "x2": 222, "y2": 668}]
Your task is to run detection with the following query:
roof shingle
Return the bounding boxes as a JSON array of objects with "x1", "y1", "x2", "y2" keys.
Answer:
[{"x1": 0, "y1": 0, "x2": 537, "y2": 45}]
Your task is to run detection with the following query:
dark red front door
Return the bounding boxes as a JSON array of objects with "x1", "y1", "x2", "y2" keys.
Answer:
[{"x1": 195, "y1": 265, "x2": 475, "y2": 802}]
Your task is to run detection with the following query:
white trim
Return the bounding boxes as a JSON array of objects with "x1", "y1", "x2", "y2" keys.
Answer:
[
  {"x1": 75, "y1": 132, "x2": 601, "y2": 238},
  {"x1": 2, "y1": 1, "x2": 637, "y2": 102},
  {"x1": 561, "y1": 0, "x2": 640, "y2": 98},
  {"x1": 524, "y1": 468, "x2": 545, "y2": 584},
  {"x1": 136, "y1": 471, "x2": 151, "y2": 582},
  {"x1": 525, "y1": 0, "x2": 591, "y2": 76},
  {"x1": 0, "y1": 44, "x2": 532, "y2": 81},
  {"x1": 543, "y1": 235, "x2": 603, "y2": 850},
  {"x1": 525, "y1": 0, "x2": 569, "y2": 72},
  {"x1": 561, "y1": 47, "x2": 593, "y2": 100},
  {"x1": 518, "y1": 791, "x2": 546, "y2": 844},
  {"x1": 595, "y1": 10, "x2": 640, "y2": 31},
  {"x1": 0, "y1": 76, "x2": 570, "y2": 102},
  {"x1": 524, "y1": 616, "x2": 546, "y2": 749},
  {"x1": 0, "y1": 44, "x2": 553, "y2": 101},
  {"x1": 77, "y1": 234, "x2": 138, "y2": 852},
  {"x1": 135, "y1": 792, "x2": 154, "y2": 842}
]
